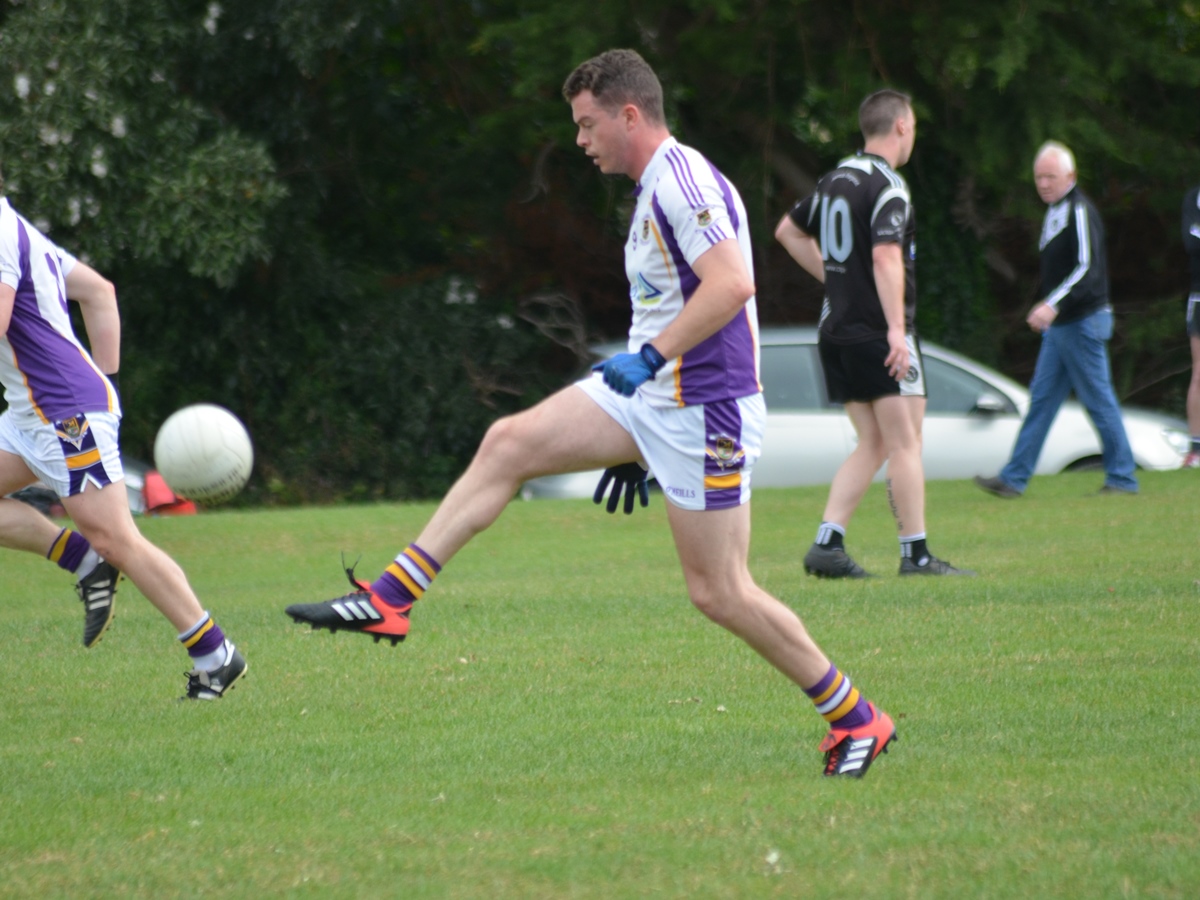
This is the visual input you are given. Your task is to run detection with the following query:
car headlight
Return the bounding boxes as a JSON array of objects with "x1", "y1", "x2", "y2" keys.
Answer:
[{"x1": 1162, "y1": 427, "x2": 1190, "y2": 456}]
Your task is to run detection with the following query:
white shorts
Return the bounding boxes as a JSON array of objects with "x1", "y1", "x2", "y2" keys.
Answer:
[
  {"x1": 577, "y1": 373, "x2": 765, "y2": 511},
  {"x1": 0, "y1": 410, "x2": 124, "y2": 498}
]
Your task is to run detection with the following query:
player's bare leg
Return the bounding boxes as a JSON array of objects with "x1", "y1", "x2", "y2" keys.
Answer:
[
  {"x1": 0, "y1": 450, "x2": 63, "y2": 553},
  {"x1": 670, "y1": 501, "x2": 830, "y2": 685},
  {"x1": 287, "y1": 385, "x2": 641, "y2": 643},
  {"x1": 803, "y1": 401, "x2": 885, "y2": 579},
  {"x1": 821, "y1": 401, "x2": 887, "y2": 525},
  {"x1": 415, "y1": 385, "x2": 639, "y2": 564},
  {"x1": 873, "y1": 394, "x2": 925, "y2": 536},
  {"x1": 1185, "y1": 335, "x2": 1200, "y2": 467},
  {"x1": 62, "y1": 482, "x2": 205, "y2": 632},
  {"x1": 668, "y1": 500, "x2": 895, "y2": 775}
]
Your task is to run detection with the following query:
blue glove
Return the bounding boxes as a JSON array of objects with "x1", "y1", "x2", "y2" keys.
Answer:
[
  {"x1": 593, "y1": 462, "x2": 650, "y2": 514},
  {"x1": 591, "y1": 343, "x2": 667, "y2": 397}
]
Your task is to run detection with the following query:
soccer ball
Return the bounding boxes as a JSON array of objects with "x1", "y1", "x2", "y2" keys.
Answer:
[{"x1": 153, "y1": 404, "x2": 254, "y2": 503}]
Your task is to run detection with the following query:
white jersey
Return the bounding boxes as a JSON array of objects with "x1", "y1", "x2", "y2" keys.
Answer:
[
  {"x1": 624, "y1": 137, "x2": 760, "y2": 408},
  {"x1": 0, "y1": 198, "x2": 119, "y2": 426}
]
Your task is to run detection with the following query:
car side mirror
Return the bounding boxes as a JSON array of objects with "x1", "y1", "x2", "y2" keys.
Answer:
[{"x1": 971, "y1": 392, "x2": 1010, "y2": 416}]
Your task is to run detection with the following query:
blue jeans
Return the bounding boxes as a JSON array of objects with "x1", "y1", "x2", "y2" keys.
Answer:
[{"x1": 1000, "y1": 307, "x2": 1138, "y2": 492}]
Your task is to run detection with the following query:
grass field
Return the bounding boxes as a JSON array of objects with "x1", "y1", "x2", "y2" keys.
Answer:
[{"x1": 2, "y1": 470, "x2": 1198, "y2": 898}]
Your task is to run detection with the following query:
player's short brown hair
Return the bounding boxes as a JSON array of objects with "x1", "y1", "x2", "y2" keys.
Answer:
[
  {"x1": 859, "y1": 89, "x2": 913, "y2": 139},
  {"x1": 562, "y1": 49, "x2": 666, "y2": 125}
]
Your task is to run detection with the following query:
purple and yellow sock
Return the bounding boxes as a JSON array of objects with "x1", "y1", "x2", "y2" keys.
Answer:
[
  {"x1": 48, "y1": 528, "x2": 90, "y2": 574},
  {"x1": 371, "y1": 544, "x2": 441, "y2": 608},
  {"x1": 804, "y1": 664, "x2": 873, "y2": 730},
  {"x1": 179, "y1": 612, "x2": 227, "y2": 667}
]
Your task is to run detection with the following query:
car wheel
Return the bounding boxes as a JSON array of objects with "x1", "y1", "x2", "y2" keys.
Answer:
[{"x1": 1064, "y1": 456, "x2": 1104, "y2": 473}]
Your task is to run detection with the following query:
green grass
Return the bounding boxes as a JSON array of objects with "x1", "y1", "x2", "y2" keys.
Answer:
[{"x1": 2, "y1": 471, "x2": 1199, "y2": 898}]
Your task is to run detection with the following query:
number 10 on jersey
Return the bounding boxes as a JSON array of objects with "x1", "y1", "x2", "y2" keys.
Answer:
[{"x1": 819, "y1": 195, "x2": 853, "y2": 263}]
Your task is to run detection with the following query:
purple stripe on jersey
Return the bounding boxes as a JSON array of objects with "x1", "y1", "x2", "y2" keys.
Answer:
[
  {"x1": 665, "y1": 148, "x2": 705, "y2": 207},
  {"x1": 677, "y1": 310, "x2": 761, "y2": 406},
  {"x1": 650, "y1": 195, "x2": 701, "y2": 301},
  {"x1": 6, "y1": 220, "x2": 111, "y2": 420},
  {"x1": 706, "y1": 160, "x2": 741, "y2": 233}
]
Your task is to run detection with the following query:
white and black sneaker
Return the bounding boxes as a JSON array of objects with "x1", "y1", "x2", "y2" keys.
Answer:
[
  {"x1": 76, "y1": 560, "x2": 120, "y2": 648},
  {"x1": 183, "y1": 640, "x2": 248, "y2": 700}
]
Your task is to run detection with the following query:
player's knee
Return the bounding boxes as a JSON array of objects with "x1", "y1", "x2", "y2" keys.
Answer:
[{"x1": 686, "y1": 580, "x2": 742, "y2": 626}]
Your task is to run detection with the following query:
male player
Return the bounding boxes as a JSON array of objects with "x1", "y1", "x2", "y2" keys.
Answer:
[
  {"x1": 975, "y1": 142, "x2": 1138, "y2": 496},
  {"x1": 775, "y1": 90, "x2": 972, "y2": 578},
  {"x1": 0, "y1": 193, "x2": 246, "y2": 699},
  {"x1": 288, "y1": 49, "x2": 896, "y2": 777},
  {"x1": 1182, "y1": 182, "x2": 1200, "y2": 468}
]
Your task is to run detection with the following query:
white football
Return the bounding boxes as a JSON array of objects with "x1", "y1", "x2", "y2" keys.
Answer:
[{"x1": 153, "y1": 404, "x2": 254, "y2": 503}]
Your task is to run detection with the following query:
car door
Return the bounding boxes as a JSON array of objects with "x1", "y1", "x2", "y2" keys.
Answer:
[
  {"x1": 756, "y1": 341, "x2": 856, "y2": 487},
  {"x1": 919, "y1": 353, "x2": 1025, "y2": 480}
]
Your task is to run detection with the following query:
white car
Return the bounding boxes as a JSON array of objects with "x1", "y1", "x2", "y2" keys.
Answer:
[{"x1": 521, "y1": 326, "x2": 1189, "y2": 499}]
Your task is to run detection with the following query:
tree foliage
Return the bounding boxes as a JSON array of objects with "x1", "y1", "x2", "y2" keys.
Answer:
[{"x1": 2, "y1": 0, "x2": 1197, "y2": 501}]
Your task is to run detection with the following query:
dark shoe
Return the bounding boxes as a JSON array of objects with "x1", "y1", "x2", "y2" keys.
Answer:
[
  {"x1": 1095, "y1": 484, "x2": 1138, "y2": 495},
  {"x1": 899, "y1": 555, "x2": 976, "y2": 576},
  {"x1": 803, "y1": 543, "x2": 873, "y2": 579},
  {"x1": 286, "y1": 565, "x2": 412, "y2": 646},
  {"x1": 974, "y1": 475, "x2": 1021, "y2": 498},
  {"x1": 183, "y1": 641, "x2": 247, "y2": 700},
  {"x1": 819, "y1": 702, "x2": 896, "y2": 777},
  {"x1": 76, "y1": 560, "x2": 119, "y2": 648}
]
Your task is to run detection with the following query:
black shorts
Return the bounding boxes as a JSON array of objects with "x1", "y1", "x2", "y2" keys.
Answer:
[
  {"x1": 819, "y1": 334, "x2": 927, "y2": 404},
  {"x1": 1188, "y1": 294, "x2": 1200, "y2": 339}
]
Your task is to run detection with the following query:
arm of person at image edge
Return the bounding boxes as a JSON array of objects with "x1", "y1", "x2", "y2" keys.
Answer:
[
  {"x1": 595, "y1": 238, "x2": 755, "y2": 394},
  {"x1": 1183, "y1": 185, "x2": 1200, "y2": 270},
  {"x1": 65, "y1": 261, "x2": 122, "y2": 401},
  {"x1": 774, "y1": 212, "x2": 910, "y2": 381}
]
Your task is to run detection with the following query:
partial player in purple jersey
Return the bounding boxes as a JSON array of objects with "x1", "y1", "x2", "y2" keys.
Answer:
[
  {"x1": 287, "y1": 49, "x2": 896, "y2": 778},
  {"x1": 0, "y1": 193, "x2": 246, "y2": 699}
]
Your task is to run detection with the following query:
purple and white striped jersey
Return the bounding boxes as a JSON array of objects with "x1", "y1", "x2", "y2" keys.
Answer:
[
  {"x1": 624, "y1": 137, "x2": 761, "y2": 408},
  {"x1": 0, "y1": 198, "x2": 119, "y2": 426}
]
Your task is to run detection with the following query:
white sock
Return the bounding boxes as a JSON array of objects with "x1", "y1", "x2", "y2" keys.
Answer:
[
  {"x1": 190, "y1": 639, "x2": 232, "y2": 672},
  {"x1": 75, "y1": 548, "x2": 102, "y2": 582}
]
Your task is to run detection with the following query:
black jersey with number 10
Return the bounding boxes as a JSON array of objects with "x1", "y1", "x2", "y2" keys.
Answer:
[{"x1": 788, "y1": 151, "x2": 916, "y2": 345}]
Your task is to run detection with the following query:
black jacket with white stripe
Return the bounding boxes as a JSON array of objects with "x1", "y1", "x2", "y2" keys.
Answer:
[
  {"x1": 1183, "y1": 184, "x2": 1200, "y2": 295},
  {"x1": 1038, "y1": 184, "x2": 1109, "y2": 325}
]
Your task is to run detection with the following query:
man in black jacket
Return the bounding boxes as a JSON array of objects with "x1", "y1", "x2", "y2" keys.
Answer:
[{"x1": 976, "y1": 141, "x2": 1138, "y2": 497}]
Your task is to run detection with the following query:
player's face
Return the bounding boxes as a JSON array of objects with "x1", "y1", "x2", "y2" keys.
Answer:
[
  {"x1": 571, "y1": 90, "x2": 630, "y2": 176},
  {"x1": 1033, "y1": 153, "x2": 1076, "y2": 204}
]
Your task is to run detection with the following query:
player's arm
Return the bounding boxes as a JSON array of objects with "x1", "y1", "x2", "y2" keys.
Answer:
[
  {"x1": 0, "y1": 283, "x2": 15, "y2": 337},
  {"x1": 646, "y1": 238, "x2": 754, "y2": 361},
  {"x1": 873, "y1": 242, "x2": 910, "y2": 380},
  {"x1": 65, "y1": 261, "x2": 120, "y2": 377},
  {"x1": 774, "y1": 214, "x2": 825, "y2": 284},
  {"x1": 593, "y1": 239, "x2": 752, "y2": 397}
]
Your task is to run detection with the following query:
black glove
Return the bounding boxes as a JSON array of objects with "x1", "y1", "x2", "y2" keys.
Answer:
[{"x1": 593, "y1": 462, "x2": 650, "y2": 514}]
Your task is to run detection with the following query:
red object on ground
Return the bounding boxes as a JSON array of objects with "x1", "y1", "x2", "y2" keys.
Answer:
[{"x1": 143, "y1": 470, "x2": 198, "y2": 515}]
